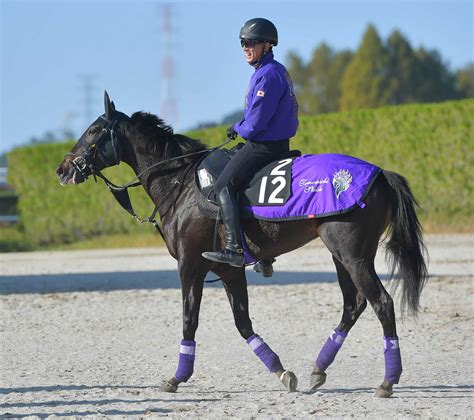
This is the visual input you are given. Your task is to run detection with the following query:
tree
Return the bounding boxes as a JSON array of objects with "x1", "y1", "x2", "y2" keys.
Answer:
[
  {"x1": 412, "y1": 48, "x2": 457, "y2": 102},
  {"x1": 287, "y1": 44, "x2": 352, "y2": 114},
  {"x1": 386, "y1": 29, "x2": 419, "y2": 104},
  {"x1": 456, "y1": 63, "x2": 474, "y2": 98},
  {"x1": 286, "y1": 51, "x2": 307, "y2": 100},
  {"x1": 300, "y1": 43, "x2": 332, "y2": 114},
  {"x1": 286, "y1": 24, "x2": 463, "y2": 114},
  {"x1": 326, "y1": 50, "x2": 353, "y2": 112},
  {"x1": 340, "y1": 24, "x2": 393, "y2": 111}
]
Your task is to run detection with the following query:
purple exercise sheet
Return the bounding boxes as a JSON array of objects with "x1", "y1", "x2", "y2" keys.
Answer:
[{"x1": 242, "y1": 153, "x2": 381, "y2": 220}]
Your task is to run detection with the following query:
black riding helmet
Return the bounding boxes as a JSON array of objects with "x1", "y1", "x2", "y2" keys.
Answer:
[{"x1": 239, "y1": 18, "x2": 278, "y2": 46}]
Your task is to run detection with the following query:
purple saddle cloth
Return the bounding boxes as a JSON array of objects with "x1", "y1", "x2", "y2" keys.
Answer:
[{"x1": 241, "y1": 153, "x2": 381, "y2": 220}]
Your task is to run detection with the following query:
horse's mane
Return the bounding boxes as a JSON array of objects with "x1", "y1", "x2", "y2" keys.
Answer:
[{"x1": 129, "y1": 112, "x2": 208, "y2": 161}]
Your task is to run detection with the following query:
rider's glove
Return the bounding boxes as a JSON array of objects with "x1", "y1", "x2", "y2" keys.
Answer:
[{"x1": 226, "y1": 126, "x2": 238, "y2": 140}]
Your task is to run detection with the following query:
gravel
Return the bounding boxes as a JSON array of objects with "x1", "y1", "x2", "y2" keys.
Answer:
[{"x1": 1, "y1": 234, "x2": 472, "y2": 418}]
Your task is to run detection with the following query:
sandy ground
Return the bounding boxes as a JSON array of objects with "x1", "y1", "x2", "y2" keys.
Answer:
[{"x1": 0, "y1": 234, "x2": 473, "y2": 418}]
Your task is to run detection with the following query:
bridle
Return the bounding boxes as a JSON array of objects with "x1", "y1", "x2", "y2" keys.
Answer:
[
  {"x1": 64, "y1": 112, "x2": 232, "y2": 238},
  {"x1": 65, "y1": 114, "x2": 124, "y2": 181}
]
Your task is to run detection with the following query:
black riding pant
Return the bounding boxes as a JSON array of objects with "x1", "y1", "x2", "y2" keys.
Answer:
[{"x1": 213, "y1": 139, "x2": 290, "y2": 195}]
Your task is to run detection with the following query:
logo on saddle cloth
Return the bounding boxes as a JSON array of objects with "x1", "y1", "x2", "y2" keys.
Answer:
[
  {"x1": 195, "y1": 151, "x2": 381, "y2": 221},
  {"x1": 332, "y1": 169, "x2": 353, "y2": 199}
]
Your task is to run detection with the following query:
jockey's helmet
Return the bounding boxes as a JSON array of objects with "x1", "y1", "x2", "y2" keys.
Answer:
[{"x1": 239, "y1": 18, "x2": 278, "y2": 46}]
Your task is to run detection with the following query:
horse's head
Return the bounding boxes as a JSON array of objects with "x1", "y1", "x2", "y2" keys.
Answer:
[{"x1": 56, "y1": 91, "x2": 130, "y2": 185}]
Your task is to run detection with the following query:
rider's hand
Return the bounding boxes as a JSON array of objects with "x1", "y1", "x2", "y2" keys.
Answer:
[{"x1": 227, "y1": 126, "x2": 238, "y2": 140}]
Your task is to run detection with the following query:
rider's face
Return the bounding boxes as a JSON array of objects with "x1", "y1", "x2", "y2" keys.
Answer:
[{"x1": 241, "y1": 40, "x2": 266, "y2": 64}]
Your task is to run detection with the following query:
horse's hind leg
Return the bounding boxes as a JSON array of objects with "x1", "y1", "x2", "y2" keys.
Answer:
[
  {"x1": 318, "y1": 221, "x2": 401, "y2": 397},
  {"x1": 352, "y1": 261, "x2": 400, "y2": 398},
  {"x1": 216, "y1": 265, "x2": 298, "y2": 392},
  {"x1": 353, "y1": 262, "x2": 400, "y2": 398},
  {"x1": 310, "y1": 256, "x2": 367, "y2": 392}
]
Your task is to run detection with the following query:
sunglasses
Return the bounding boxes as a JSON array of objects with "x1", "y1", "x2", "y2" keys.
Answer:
[{"x1": 240, "y1": 39, "x2": 262, "y2": 48}]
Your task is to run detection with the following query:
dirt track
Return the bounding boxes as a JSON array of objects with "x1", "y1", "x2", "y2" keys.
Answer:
[{"x1": 1, "y1": 234, "x2": 473, "y2": 418}]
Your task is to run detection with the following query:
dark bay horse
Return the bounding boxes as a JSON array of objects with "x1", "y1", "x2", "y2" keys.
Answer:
[{"x1": 56, "y1": 92, "x2": 427, "y2": 397}]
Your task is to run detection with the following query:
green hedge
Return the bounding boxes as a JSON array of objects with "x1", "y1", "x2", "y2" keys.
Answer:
[
  {"x1": 6, "y1": 99, "x2": 473, "y2": 247},
  {"x1": 7, "y1": 143, "x2": 154, "y2": 246}
]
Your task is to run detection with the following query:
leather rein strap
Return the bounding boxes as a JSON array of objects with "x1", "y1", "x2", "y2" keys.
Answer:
[
  {"x1": 94, "y1": 160, "x2": 195, "y2": 241},
  {"x1": 94, "y1": 138, "x2": 233, "y2": 239}
]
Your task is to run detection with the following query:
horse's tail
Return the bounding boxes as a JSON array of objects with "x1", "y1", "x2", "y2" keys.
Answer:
[{"x1": 382, "y1": 170, "x2": 428, "y2": 317}]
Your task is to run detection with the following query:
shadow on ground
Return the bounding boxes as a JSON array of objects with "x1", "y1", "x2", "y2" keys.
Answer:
[{"x1": 0, "y1": 270, "x2": 340, "y2": 294}]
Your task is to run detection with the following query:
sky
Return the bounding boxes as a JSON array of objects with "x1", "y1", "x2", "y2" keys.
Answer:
[{"x1": 1, "y1": 0, "x2": 473, "y2": 154}]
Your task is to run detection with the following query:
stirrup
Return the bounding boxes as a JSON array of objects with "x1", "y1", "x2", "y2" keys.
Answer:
[{"x1": 202, "y1": 248, "x2": 244, "y2": 267}]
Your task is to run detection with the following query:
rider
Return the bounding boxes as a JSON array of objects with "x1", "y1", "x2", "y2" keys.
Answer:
[{"x1": 202, "y1": 18, "x2": 299, "y2": 267}]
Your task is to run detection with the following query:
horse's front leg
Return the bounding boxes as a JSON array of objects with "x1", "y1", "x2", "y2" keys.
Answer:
[
  {"x1": 160, "y1": 259, "x2": 206, "y2": 393},
  {"x1": 216, "y1": 265, "x2": 298, "y2": 392}
]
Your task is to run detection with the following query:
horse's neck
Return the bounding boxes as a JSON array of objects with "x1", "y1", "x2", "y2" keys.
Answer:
[{"x1": 124, "y1": 140, "x2": 194, "y2": 204}]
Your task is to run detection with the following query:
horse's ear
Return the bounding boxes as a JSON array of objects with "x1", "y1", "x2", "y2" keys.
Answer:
[{"x1": 104, "y1": 90, "x2": 114, "y2": 119}]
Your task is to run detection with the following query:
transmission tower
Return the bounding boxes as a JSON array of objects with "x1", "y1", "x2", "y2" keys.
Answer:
[
  {"x1": 78, "y1": 74, "x2": 97, "y2": 127},
  {"x1": 160, "y1": 4, "x2": 178, "y2": 127}
]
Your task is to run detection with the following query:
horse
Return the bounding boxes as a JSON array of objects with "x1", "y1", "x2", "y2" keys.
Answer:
[{"x1": 56, "y1": 92, "x2": 427, "y2": 397}]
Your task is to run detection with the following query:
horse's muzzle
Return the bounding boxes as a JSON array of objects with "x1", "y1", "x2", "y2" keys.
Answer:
[{"x1": 56, "y1": 158, "x2": 87, "y2": 185}]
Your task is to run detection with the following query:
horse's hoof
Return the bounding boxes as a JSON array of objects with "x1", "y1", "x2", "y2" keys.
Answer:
[
  {"x1": 280, "y1": 370, "x2": 298, "y2": 392},
  {"x1": 308, "y1": 371, "x2": 327, "y2": 394},
  {"x1": 374, "y1": 385, "x2": 393, "y2": 398},
  {"x1": 254, "y1": 259, "x2": 275, "y2": 277},
  {"x1": 159, "y1": 380, "x2": 178, "y2": 393}
]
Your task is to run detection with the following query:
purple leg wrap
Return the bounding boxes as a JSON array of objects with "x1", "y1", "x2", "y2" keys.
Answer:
[
  {"x1": 316, "y1": 328, "x2": 348, "y2": 371},
  {"x1": 247, "y1": 334, "x2": 283, "y2": 373},
  {"x1": 175, "y1": 339, "x2": 196, "y2": 382},
  {"x1": 384, "y1": 336, "x2": 402, "y2": 384}
]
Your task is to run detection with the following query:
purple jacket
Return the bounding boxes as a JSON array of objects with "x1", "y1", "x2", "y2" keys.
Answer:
[{"x1": 234, "y1": 53, "x2": 299, "y2": 142}]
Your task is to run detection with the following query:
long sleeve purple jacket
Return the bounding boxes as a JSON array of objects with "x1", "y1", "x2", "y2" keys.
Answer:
[{"x1": 233, "y1": 52, "x2": 299, "y2": 142}]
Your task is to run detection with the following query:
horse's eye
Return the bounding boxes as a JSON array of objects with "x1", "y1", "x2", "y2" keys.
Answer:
[{"x1": 88, "y1": 126, "x2": 101, "y2": 135}]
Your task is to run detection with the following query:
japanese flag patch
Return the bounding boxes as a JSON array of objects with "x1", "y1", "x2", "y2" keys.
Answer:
[{"x1": 257, "y1": 90, "x2": 265, "y2": 97}]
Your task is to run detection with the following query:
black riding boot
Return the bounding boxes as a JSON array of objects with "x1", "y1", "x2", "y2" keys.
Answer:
[{"x1": 202, "y1": 186, "x2": 244, "y2": 267}]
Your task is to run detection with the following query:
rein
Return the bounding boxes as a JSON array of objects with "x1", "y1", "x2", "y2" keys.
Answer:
[
  {"x1": 95, "y1": 140, "x2": 234, "y2": 233},
  {"x1": 94, "y1": 157, "x2": 198, "y2": 240}
]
